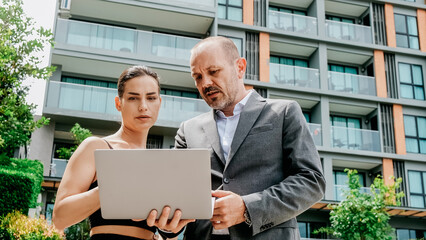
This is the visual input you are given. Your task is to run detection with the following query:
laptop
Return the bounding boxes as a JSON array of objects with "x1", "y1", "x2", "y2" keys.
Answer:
[{"x1": 94, "y1": 149, "x2": 213, "y2": 220}]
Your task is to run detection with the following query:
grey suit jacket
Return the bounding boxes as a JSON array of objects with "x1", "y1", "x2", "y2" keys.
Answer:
[{"x1": 175, "y1": 92, "x2": 326, "y2": 240}]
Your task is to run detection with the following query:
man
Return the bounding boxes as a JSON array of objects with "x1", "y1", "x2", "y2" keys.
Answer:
[{"x1": 175, "y1": 36, "x2": 325, "y2": 240}]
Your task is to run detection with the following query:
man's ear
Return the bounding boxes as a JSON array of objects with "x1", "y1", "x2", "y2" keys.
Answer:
[
  {"x1": 236, "y1": 57, "x2": 247, "y2": 79},
  {"x1": 115, "y1": 96, "x2": 121, "y2": 111}
]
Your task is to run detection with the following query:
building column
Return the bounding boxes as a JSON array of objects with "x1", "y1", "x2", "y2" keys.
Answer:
[
  {"x1": 28, "y1": 119, "x2": 56, "y2": 176},
  {"x1": 243, "y1": 0, "x2": 254, "y2": 26},
  {"x1": 417, "y1": 9, "x2": 426, "y2": 52},
  {"x1": 382, "y1": 158, "x2": 395, "y2": 185},
  {"x1": 320, "y1": 96, "x2": 331, "y2": 148},
  {"x1": 244, "y1": 84, "x2": 253, "y2": 90},
  {"x1": 318, "y1": 43, "x2": 328, "y2": 91},
  {"x1": 374, "y1": 50, "x2": 387, "y2": 98},
  {"x1": 384, "y1": 4, "x2": 396, "y2": 48},
  {"x1": 322, "y1": 156, "x2": 334, "y2": 200},
  {"x1": 259, "y1": 32, "x2": 270, "y2": 83},
  {"x1": 393, "y1": 104, "x2": 406, "y2": 155}
]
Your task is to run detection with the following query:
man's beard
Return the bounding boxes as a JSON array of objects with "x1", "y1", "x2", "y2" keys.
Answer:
[{"x1": 202, "y1": 86, "x2": 234, "y2": 111}]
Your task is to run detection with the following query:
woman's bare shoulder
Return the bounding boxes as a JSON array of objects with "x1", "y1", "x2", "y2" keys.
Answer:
[{"x1": 77, "y1": 136, "x2": 110, "y2": 151}]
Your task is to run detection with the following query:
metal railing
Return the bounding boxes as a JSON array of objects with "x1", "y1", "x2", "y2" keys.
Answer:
[
  {"x1": 331, "y1": 126, "x2": 381, "y2": 152},
  {"x1": 268, "y1": 10, "x2": 317, "y2": 35},
  {"x1": 54, "y1": 18, "x2": 200, "y2": 62},
  {"x1": 45, "y1": 81, "x2": 210, "y2": 127},
  {"x1": 325, "y1": 20, "x2": 372, "y2": 44},
  {"x1": 270, "y1": 63, "x2": 320, "y2": 89},
  {"x1": 307, "y1": 123, "x2": 322, "y2": 146},
  {"x1": 328, "y1": 71, "x2": 376, "y2": 96}
]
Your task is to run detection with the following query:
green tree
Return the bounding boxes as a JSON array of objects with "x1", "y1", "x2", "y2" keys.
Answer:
[
  {"x1": 316, "y1": 169, "x2": 404, "y2": 240},
  {"x1": 56, "y1": 123, "x2": 92, "y2": 159},
  {"x1": 0, "y1": 0, "x2": 55, "y2": 158}
]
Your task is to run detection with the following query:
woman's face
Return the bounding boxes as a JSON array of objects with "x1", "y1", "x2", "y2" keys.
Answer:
[{"x1": 116, "y1": 75, "x2": 161, "y2": 132}]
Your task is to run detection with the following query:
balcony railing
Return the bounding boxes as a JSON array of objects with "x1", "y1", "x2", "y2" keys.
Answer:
[
  {"x1": 268, "y1": 10, "x2": 317, "y2": 35},
  {"x1": 325, "y1": 20, "x2": 372, "y2": 44},
  {"x1": 308, "y1": 123, "x2": 322, "y2": 146},
  {"x1": 154, "y1": 0, "x2": 215, "y2": 8},
  {"x1": 54, "y1": 19, "x2": 200, "y2": 62},
  {"x1": 270, "y1": 63, "x2": 320, "y2": 89},
  {"x1": 328, "y1": 71, "x2": 376, "y2": 96},
  {"x1": 50, "y1": 158, "x2": 68, "y2": 178},
  {"x1": 45, "y1": 81, "x2": 210, "y2": 127},
  {"x1": 331, "y1": 126, "x2": 381, "y2": 152},
  {"x1": 334, "y1": 185, "x2": 374, "y2": 201}
]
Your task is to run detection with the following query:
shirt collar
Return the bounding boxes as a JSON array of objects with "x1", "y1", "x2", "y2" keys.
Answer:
[{"x1": 216, "y1": 90, "x2": 254, "y2": 119}]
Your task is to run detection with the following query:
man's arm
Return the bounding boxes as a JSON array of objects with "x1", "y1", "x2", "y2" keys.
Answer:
[{"x1": 241, "y1": 100, "x2": 326, "y2": 236}]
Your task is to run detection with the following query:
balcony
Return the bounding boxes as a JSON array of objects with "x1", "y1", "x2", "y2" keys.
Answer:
[
  {"x1": 331, "y1": 126, "x2": 380, "y2": 152},
  {"x1": 44, "y1": 81, "x2": 210, "y2": 128},
  {"x1": 334, "y1": 185, "x2": 374, "y2": 201},
  {"x1": 328, "y1": 71, "x2": 376, "y2": 96},
  {"x1": 268, "y1": 10, "x2": 317, "y2": 36},
  {"x1": 270, "y1": 63, "x2": 320, "y2": 89},
  {"x1": 308, "y1": 123, "x2": 322, "y2": 146},
  {"x1": 54, "y1": 19, "x2": 200, "y2": 63},
  {"x1": 50, "y1": 158, "x2": 68, "y2": 178},
  {"x1": 325, "y1": 20, "x2": 372, "y2": 44}
]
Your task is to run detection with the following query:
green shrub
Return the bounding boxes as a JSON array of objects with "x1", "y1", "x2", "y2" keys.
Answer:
[
  {"x1": 0, "y1": 158, "x2": 43, "y2": 215},
  {"x1": 65, "y1": 218, "x2": 91, "y2": 240},
  {"x1": 0, "y1": 210, "x2": 63, "y2": 239}
]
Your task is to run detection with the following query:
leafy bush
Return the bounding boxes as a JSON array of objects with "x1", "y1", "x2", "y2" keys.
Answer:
[
  {"x1": 65, "y1": 218, "x2": 91, "y2": 240},
  {"x1": 0, "y1": 158, "x2": 43, "y2": 215},
  {"x1": 56, "y1": 123, "x2": 92, "y2": 159},
  {"x1": 0, "y1": 210, "x2": 63, "y2": 239},
  {"x1": 315, "y1": 169, "x2": 404, "y2": 240}
]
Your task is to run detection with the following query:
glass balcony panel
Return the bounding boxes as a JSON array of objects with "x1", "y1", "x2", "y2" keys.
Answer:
[
  {"x1": 334, "y1": 185, "x2": 374, "y2": 201},
  {"x1": 56, "y1": 19, "x2": 199, "y2": 62},
  {"x1": 50, "y1": 158, "x2": 68, "y2": 178},
  {"x1": 325, "y1": 20, "x2": 372, "y2": 44},
  {"x1": 45, "y1": 81, "x2": 210, "y2": 127},
  {"x1": 328, "y1": 71, "x2": 376, "y2": 96},
  {"x1": 331, "y1": 126, "x2": 380, "y2": 152},
  {"x1": 268, "y1": 10, "x2": 317, "y2": 35},
  {"x1": 307, "y1": 123, "x2": 322, "y2": 146},
  {"x1": 270, "y1": 63, "x2": 320, "y2": 89}
]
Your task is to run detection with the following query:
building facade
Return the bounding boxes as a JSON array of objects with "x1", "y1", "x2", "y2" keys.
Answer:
[{"x1": 28, "y1": 0, "x2": 426, "y2": 238}]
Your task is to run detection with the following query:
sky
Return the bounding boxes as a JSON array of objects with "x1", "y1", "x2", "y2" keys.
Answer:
[{"x1": 22, "y1": 0, "x2": 57, "y2": 115}]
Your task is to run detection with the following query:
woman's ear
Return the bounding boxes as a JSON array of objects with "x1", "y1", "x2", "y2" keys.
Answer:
[{"x1": 115, "y1": 96, "x2": 121, "y2": 111}]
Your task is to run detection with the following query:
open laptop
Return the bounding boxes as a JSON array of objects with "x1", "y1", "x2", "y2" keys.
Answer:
[{"x1": 94, "y1": 149, "x2": 212, "y2": 220}]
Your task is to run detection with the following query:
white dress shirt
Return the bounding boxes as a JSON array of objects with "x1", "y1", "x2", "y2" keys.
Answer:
[{"x1": 212, "y1": 90, "x2": 253, "y2": 235}]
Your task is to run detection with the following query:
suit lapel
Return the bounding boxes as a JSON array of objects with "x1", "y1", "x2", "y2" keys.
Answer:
[
  {"x1": 226, "y1": 92, "x2": 266, "y2": 169},
  {"x1": 201, "y1": 110, "x2": 226, "y2": 165}
]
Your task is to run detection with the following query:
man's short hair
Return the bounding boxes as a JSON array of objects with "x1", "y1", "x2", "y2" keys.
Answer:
[{"x1": 191, "y1": 36, "x2": 240, "y2": 63}]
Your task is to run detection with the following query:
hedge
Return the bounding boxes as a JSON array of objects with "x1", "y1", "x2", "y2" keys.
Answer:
[{"x1": 0, "y1": 158, "x2": 44, "y2": 216}]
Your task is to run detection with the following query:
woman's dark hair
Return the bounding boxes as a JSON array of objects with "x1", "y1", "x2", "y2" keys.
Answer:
[{"x1": 117, "y1": 66, "x2": 161, "y2": 98}]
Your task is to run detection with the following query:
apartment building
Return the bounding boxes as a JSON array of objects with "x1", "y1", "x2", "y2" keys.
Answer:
[{"x1": 28, "y1": 0, "x2": 426, "y2": 238}]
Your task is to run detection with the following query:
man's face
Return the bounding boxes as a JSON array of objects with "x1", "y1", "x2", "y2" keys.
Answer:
[{"x1": 190, "y1": 43, "x2": 241, "y2": 112}]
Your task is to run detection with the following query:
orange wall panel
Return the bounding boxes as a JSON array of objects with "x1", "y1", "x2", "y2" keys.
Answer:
[
  {"x1": 259, "y1": 32, "x2": 270, "y2": 83},
  {"x1": 245, "y1": 85, "x2": 253, "y2": 90},
  {"x1": 385, "y1": 4, "x2": 396, "y2": 48},
  {"x1": 382, "y1": 158, "x2": 395, "y2": 186},
  {"x1": 374, "y1": 50, "x2": 387, "y2": 98},
  {"x1": 393, "y1": 104, "x2": 406, "y2": 155},
  {"x1": 243, "y1": 0, "x2": 254, "y2": 25},
  {"x1": 417, "y1": 9, "x2": 426, "y2": 52}
]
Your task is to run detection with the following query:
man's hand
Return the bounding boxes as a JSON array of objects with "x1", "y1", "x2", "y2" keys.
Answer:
[
  {"x1": 145, "y1": 206, "x2": 195, "y2": 233},
  {"x1": 211, "y1": 190, "x2": 246, "y2": 230}
]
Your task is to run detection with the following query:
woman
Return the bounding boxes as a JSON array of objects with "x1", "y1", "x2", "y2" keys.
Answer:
[{"x1": 52, "y1": 66, "x2": 193, "y2": 240}]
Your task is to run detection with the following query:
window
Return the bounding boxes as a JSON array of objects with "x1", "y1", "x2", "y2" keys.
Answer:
[
  {"x1": 330, "y1": 115, "x2": 362, "y2": 149},
  {"x1": 269, "y1": 6, "x2": 307, "y2": 16},
  {"x1": 160, "y1": 88, "x2": 200, "y2": 99},
  {"x1": 408, "y1": 171, "x2": 426, "y2": 208},
  {"x1": 403, "y1": 115, "x2": 426, "y2": 154},
  {"x1": 298, "y1": 221, "x2": 327, "y2": 239},
  {"x1": 218, "y1": 0, "x2": 243, "y2": 22},
  {"x1": 220, "y1": 36, "x2": 243, "y2": 57},
  {"x1": 271, "y1": 56, "x2": 308, "y2": 67},
  {"x1": 326, "y1": 15, "x2": 355, "y2": 24},
  {"x1": 270, "y1": 56, "x2": 309, "y2": 86},
  {"x1": 146, "y1": 135, "x2": 163, "y2": 149},
  {"x1": 62, "y1": 76, "x2": 117, "y2": 89},
  {"x1": 328, "y1": 64, "x2": 358, "y2": 74},
  {"x1": 396, "y1": 228, "x2": 426, "y2": 240},
  {"x1": 398, "y1": 63, "x2": 424, "y2": 100},
  {"x1": 303, "y1": 112, "x2": 311, "y2": 123},
  {"x1": 333, "y1": 170, "x2": 366, "y2": 201},
  {"x1": 394, "y1": 14, "x2": 419, "y2": 49}
]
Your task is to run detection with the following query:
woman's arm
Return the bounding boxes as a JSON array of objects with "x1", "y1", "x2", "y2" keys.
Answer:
[{"x1": 52, "y1": 137, "x2": 108, "y2": 231}]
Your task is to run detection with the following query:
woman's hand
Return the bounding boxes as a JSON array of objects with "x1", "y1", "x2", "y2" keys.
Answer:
[{"x1": 146, "y1": 206, "x2": 195, "y2": 233}]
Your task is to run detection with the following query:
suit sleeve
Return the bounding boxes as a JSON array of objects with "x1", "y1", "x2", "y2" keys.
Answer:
[{"x1": 241, "y1": 101, "x2": 326, "y2": 236}]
